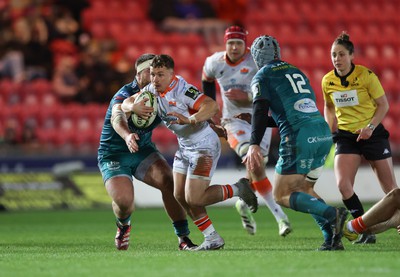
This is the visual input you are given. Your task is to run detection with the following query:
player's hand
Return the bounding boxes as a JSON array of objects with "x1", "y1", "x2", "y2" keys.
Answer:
[
  {"x1": 243, "y1": 145, "x2": 263, "y2": 171},
  {"x1": 234, "y1": 113, "x2": 252, "y2": 124},
  {"x1": 132, "y1": 98, "x2": 154, "y2": 120},
  {"x1": 355, "y1": 126, "x2": 373, "y2": 142},
  {"x1": 167, "y1": 112, "x2": 189, "y2": 125},
  {"x1": 209, "y1": 122, "x2": 227, "y2": 140},
  {"x1": 125, "y1": 133, "x2": 140, "y2": 153},
  {"x1": 225, "y1": 88, "x2": 248, "y2": 101}
]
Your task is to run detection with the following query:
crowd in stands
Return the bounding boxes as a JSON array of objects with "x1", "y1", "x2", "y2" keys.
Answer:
[{"x1": 0, "y1": 0, "x2": 399, "y2": 163}]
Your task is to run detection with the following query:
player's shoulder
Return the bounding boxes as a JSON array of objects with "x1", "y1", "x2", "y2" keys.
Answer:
[
  {"x1": 354, "y1": 64, "x2": 376, "y2": 76},
  {"x1": 206, "y1": 51, "x2": 226, "y2": 63}
]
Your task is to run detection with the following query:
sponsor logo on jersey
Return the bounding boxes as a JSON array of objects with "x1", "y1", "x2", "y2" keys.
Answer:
[
  {"x1": 293, "y1": 98, "x2": 318, "y2": 113},
  {"x1": 240, "y1": 67, "x2": 249, "y2": 74},
  {"x1": 332, "y1": 90, "x2": 359, "y2": 107}
]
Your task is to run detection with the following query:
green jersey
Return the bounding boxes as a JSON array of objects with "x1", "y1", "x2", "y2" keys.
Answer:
[
  {"x1": 97, "y1": 80, "x2": 161, "y2": 161},
  {"x1": 251, "y1": 60, "x2": 325, "y2": 138}
]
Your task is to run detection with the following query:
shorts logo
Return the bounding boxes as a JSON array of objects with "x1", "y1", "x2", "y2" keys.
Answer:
[
  {"x1": 307, "y1": 136, "x2": 332, "y2": 143},
  {"x1": 107, "y1": 161, "x2": 120, "y2": 170}
]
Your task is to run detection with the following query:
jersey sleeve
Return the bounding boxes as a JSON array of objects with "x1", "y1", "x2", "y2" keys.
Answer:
[
  {"x1": 250, "y1": 70, "x2": 269, "y2": 102},
  {"x1": 366, "y1": 70, "x2": 385, "y2": 99},
  {"x1": 202, "y1": 56, "x2": 216, "y2": 81},
  {"x1": 183, "y1": 85, "x2": 206, "y2": 111}
]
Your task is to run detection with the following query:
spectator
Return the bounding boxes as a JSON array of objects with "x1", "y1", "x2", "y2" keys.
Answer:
[
  {"x1": 52, "y1": 55, "x2": 79, "y2": 103},
  {"x1": 148, "y1": 0, "x2": 228, "y2": 49}
]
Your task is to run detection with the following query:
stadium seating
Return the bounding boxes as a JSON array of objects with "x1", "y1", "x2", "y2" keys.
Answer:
[{"x1": 1, "y1": 0, "x2": 399, "y2": 154}]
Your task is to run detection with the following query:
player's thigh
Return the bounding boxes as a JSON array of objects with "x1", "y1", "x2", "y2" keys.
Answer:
[
  {"x1": 334, "y1": 153, "x2": 361, "y2": 186},
  {"x1": 141, "y1": 153, "x2": 174, "y2": 191},
  {"x1": 105, "y1": 175, "x2": 134, "y2": 204}
]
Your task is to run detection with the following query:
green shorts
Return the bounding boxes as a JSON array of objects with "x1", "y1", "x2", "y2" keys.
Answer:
[
  {"x1": 98, "y1": 143, "x2": 164, "y2": 183},
  {"x1": 276, "y1": 122, "x2": 333, "y2": 175}
]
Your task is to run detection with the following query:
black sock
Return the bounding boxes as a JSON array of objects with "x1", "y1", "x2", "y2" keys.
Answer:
[{"x1": 343, "y1": 193, "x2": 365, "y2": 218}]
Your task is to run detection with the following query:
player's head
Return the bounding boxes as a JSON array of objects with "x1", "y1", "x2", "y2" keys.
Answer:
[
  {"x1": 135, "y1": 53, "x2": 155, "y2": 88},
  {"x1": 224, "y1": 25, "x2": 248, "y2": 63},
  {"x1": 331, "y1": 31, "x2": 354, "y2": 74},
  {"x1": 250, "y1": 35, "x2": 281, "y2": 69},
  {"x1": 150, "y1": 54, "x2": 175, "y2": 93}
]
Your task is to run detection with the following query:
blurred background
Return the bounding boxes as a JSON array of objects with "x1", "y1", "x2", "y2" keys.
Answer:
[{"x1": 0, "y1": 0, "x2": 399, "y2": 210}]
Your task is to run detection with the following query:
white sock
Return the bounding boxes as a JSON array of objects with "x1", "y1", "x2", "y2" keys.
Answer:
[{"x1": 260, "y1": 191, "x2": 288, "y2": 222}]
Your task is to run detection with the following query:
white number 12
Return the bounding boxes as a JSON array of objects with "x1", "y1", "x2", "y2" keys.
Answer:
[{"x1": 285, "y1": 73, "x2": 311, "y2": 94}]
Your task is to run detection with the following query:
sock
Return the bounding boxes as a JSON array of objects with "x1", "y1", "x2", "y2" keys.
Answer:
[
  {"x1": 253, "y1": 178, "x2": 288, "y2": 222},
  {"x1": 343, "y1": 193, "x2": 365, "y2": 218},
  {"x1": 351, "y1": 217, "x2": 366, "y2": 234},
  {"x1": 173, "y1": 220, "x2": 190, "y2": 238},
  {"x1": 117, "y1": 215, "x2": 131, "y2": 226},
  {"x1": 221, "y1": 185, "x2": 234, "y2": 200},
  {"x1": 194, "y1": 215, "x2": 215, "y2": 237},
  {"x1": 289, "y1": 192, "x2": 336, "y2": 222},
  {"x1": 311, "y1": 199, "x2": 333, "y2": 243}
]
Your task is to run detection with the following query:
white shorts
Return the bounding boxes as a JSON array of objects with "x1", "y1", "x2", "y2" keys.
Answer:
[
  {"x1": 224, "y1": 119, "x2": 272, "y2": 160},
  {"x1": 173, "y1": 132, "x2": 221, "y2": 180}
]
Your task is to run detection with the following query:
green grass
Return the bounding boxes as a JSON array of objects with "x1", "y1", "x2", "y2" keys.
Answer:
[{"x1": 0, "y1": 207, "x2": 399, "y2": 277}]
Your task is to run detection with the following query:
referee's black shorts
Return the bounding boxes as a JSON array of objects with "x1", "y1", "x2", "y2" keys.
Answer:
[{"x1": 332, "y1": 124, "x2": 392, "y2": 160}]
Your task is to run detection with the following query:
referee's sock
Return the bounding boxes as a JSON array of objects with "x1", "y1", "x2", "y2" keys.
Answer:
[{"x1": 343, "y1": 193, "x2": 365, "y2": 219}]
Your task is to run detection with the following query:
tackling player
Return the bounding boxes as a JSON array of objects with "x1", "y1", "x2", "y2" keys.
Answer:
[
  {"x1": 97, "y1": 54, "x2": 196, "y2": 251},
  {"x1": 343, "y1": 188, "x2": 400, "y2": 241},
  {"x1": 202, "y1": 26, "x2": 291, "y2": 236}
]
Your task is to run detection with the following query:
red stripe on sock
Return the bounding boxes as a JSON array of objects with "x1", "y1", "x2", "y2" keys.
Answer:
[
  {"x1": 226, "y1": 185, "x2": 233, "y2": 199},
  {"x1": 221, "y1": 185, "x2": 233, "y2": 200},
  {"x1": 252, "y1": 178, "x2": 272, "y2": 195},
  {"x1": 352, "y1": 217, "x2": 366, "y2": 234},
  {"x1": 194, "y1": 215, "x2": 212, "y2": 232},
  {"x1": 221, "y1": 186, "x2": 227, "y2": 200}
]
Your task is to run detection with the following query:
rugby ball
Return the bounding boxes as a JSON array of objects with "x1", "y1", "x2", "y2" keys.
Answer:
[{"x1": 131, "y1": 91, "x2": 158, "y2": 128}]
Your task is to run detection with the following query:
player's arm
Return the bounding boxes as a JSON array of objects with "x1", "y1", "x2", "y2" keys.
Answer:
[
  {"x1": 224, "y1": 88, "x2": 252, "y2": 106},
  {"x1": 249, "y1": 99, "x2": 270, "y2": 146},
  {"x1": 202, "y1": 67, "x2": 217, "y2": 100},
  {"x1": 202, "y1": 79, "x2": 216, "y2": 100},
  {"x1": 324, "y1": 100, "x2": 337, "y2": 132},
  {"x1": 168, "y1": 95, "x2": 219, "y2": 125},
  {"x1": 121, "y1": 94, "x2": 153, "y2": 120},
  {"x1": 244, "y1": 99, "x2": 270, "y2": 171},
  {"x1": 234, "y1": 113, "x2": 277, "y2": 127},
  {"x1": 111, "y1": 103, "x2": 139, "y2": 153},
  {"x1": 356, "y1": 94, "x2": 389, "y2": 142}
]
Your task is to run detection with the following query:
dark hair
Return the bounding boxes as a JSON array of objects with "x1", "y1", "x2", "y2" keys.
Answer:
[
  {"x1": 151, "y1": 54, "x2": 174, "y2": 69},
  {"x1": 334, "y1": 31, "x2": 354, "y2": 55},
  {"x1": 135, "y1": 53, "x2": 156, "y2": 70}
]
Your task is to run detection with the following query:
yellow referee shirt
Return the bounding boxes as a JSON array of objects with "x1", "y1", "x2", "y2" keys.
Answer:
[{"x1": 322, "y1": 65, "x2": 385, "y2": 133}]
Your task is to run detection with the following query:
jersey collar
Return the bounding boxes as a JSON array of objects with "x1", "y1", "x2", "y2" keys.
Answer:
[{"x1": 159, "y1": 76, "x2": 179, "y2": 97}]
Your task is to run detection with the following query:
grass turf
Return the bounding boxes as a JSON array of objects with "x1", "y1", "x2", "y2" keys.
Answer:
[{"x1": 0, "y1": 206, "x2": 399, "y2": 277}]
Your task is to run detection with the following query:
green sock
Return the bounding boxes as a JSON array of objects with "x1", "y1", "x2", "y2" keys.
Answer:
[
  {"x1": 289, "y1": 192, "x2": 336, "y2": 222},
  {"x1": 173, "y1": 220, "x2": 190, "y2": 237},
  {"x1": 311, "y1": 199, "x2": 333, "y2": 243},
  {"x1": 117, "y1": 216, "x2": 131, "y2": 225}
]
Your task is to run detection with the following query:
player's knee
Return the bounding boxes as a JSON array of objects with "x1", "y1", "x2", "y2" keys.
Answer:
[
  {"x1": 388, "y1": 188, "x2": 400, "y2": 199},
  {"x1": 113, "y1": 196, "x2": 134, "y2": 213}
]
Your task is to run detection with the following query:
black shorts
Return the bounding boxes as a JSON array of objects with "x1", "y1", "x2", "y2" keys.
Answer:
[{"x1": 333, "y1": 124, "x2": 392, "y2": 160}]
